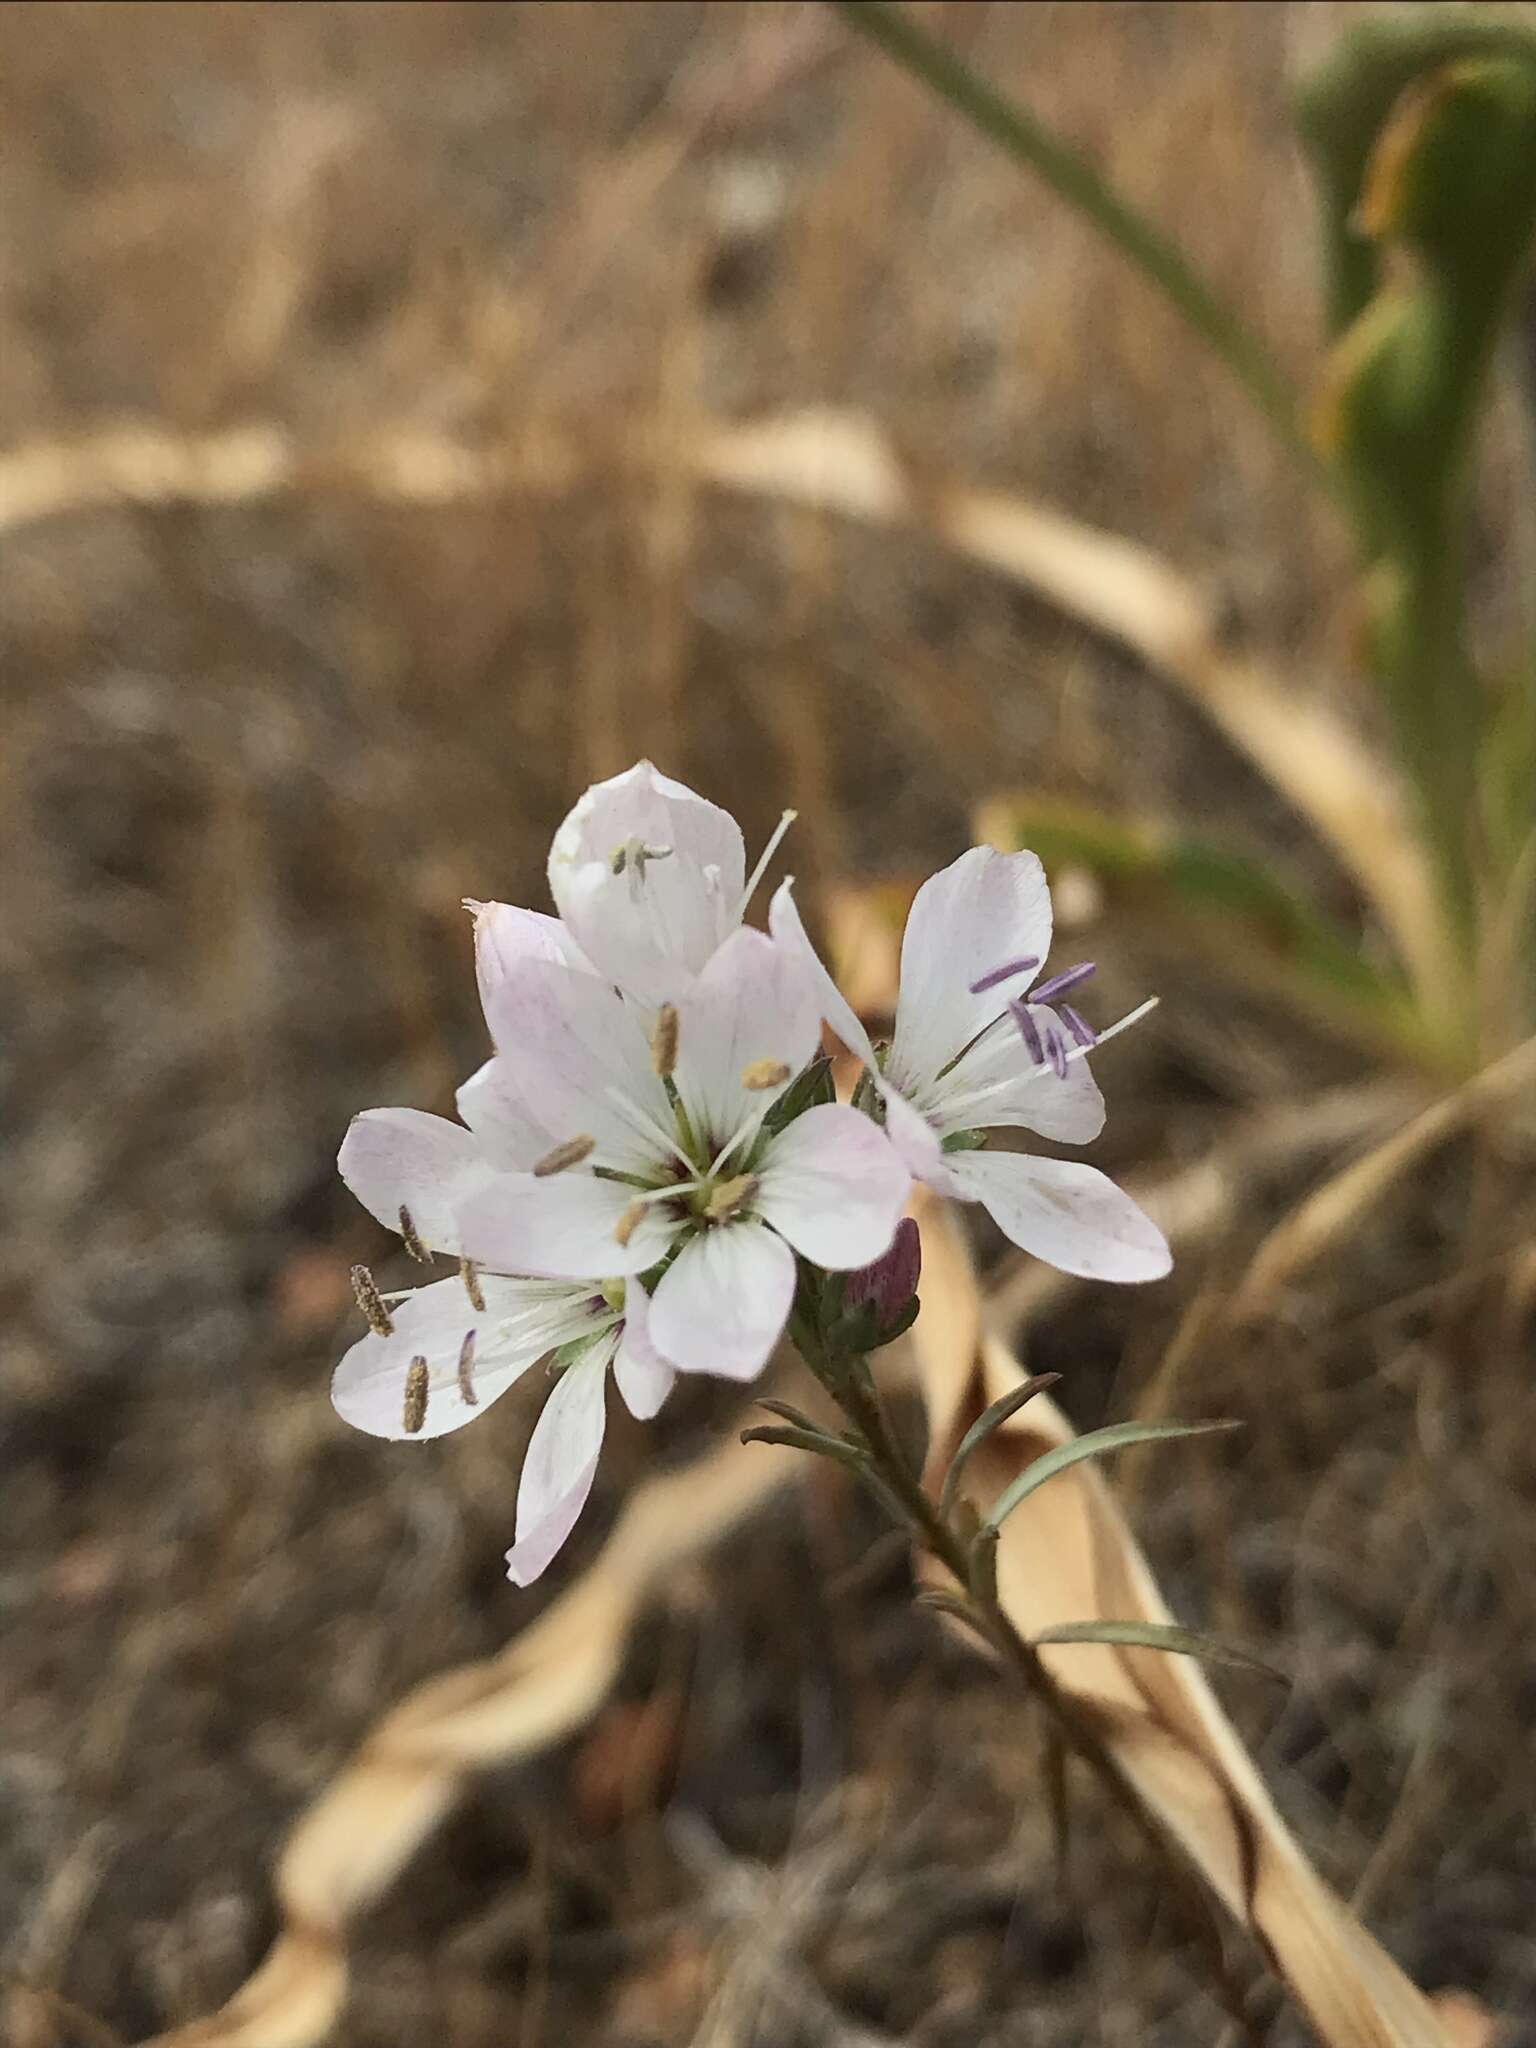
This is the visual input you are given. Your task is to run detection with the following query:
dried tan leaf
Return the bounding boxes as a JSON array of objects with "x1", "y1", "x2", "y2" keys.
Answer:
[{"x1": 903, "y1": 1187, "x2": 1455, "y2": 2048}]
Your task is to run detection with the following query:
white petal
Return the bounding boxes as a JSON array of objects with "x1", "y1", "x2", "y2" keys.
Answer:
[
  {"x1": 755, "y1": 1103, "x2": 910, "y2": 1271},
  {"x1": 547, "y1": 760, "x2": 745, "y2": 1005},
  {"x1": 467, "y1": 901, "x2": 589, "y2": 1024},
  {"x1": 648, "y1": 1222, "x2": 795, "y2": 1380},
  {"x1": 672, "y1": 928, "x2": 820, "y2": 1157},
  {"x1": 337, "y1": 1108, "x2": 496, "y2": 1256},
  {"x1": 331, "y1": 1274, "x2": 572, "y2": 1441},
  {"x1": 506, "y1": 1356, "x2": 610, "y2": 1585},
  {"x1": 768, "y1": 878, "x2": 874, "y2": 1065},
  {"x1": 943, "y1": 1150, "x2": 1171, "y2": 1282},
  {"x1": 934, "y1": 1003, "x2": 1105, "y2": 1145},
  {"x1": 456, "y1": 1056, "x2": 557, "y2": 1173},
  {"x1": 888, "y1": 847, "x2": 1052, "y2": 1088},
  {"x1": 458, "y1": 1169, "x2": 673, "y2": 1279},
  {"x1": 612, "y1": 1279, "x2": 674, "y2": 1420},
  {"x1": 479, "y1": 957, "x2": 671, "y2": 1176}
]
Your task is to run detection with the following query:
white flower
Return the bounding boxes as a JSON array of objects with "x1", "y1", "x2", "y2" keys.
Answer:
[
  {"x1": 771, "y1": 849, "x2": 1170, "y2": 1284},
  {"x1": 455, "y1": 925, "x2": 912, "y2": 1380},
  {"x1": 331, "y1": 1266, "x2": 670, "y2": 1585},
  {"x1": 545, "y1": 759, "x2": 795, "y2": 1008}
]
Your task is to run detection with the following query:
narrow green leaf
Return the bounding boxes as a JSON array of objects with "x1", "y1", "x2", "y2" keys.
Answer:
[
  {"x1": 755, "y1": 1397, "x2": 831, "y2": 1435},
  {"x1": 937, "y1": 1373, "x2": 1061, "y2": 1526},
  {"x1": 740, "y1": 1423, "x2": 867, "y2": 1472},
  {"x1": 984, "y1": 1420, "x2": 1240, "y2": 1534},
  {"x1": 1031, "y1": 1618, "x2": 1284, "y2": 1681}
]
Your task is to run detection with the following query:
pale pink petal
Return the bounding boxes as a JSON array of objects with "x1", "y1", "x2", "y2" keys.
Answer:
[
  {"x1": 612, "y1": 1279, "x2": 674, "y2": 1420},
  {"x1": 338, "y1": 1107, "x2": 496, "y2": 1256},
  {"x1": 505, "y1": 1356, "x2": 609, "y2": 1585},
  {"x1": 479, "y1": 958, "x2": 670, "y2": 1177},
  {"x1": 455, "y1": 1056, "x2": 557, "y2": 1173},
  {"x1": 672, "y1": 928, "x2": 819, "y2": 1158},
  {"x1": 331, "y1": 1274, "x2": 553, "y2": 1441},
  {"x1": 648, "y1": 1222, "x2": 796, "y2": 1380},
  {"x1": 934, "y1": 1003, "x2": 1105, "y2": 1145},
  {"x1": 467, "y1": 901, "x2": 590, "y2": 1025},
  {"x1": 547, "y1": 761, "x2": 745, "y2": 1005},
  {"x1": 888, "y1": 847, "x2": 1052, "y2": 1089},
  {"x1": 876, "y1": 1081, "x2": 971, "y2": 1199},
  {"x1": 943, "y1": 1150, "x2": 1171, "y2": 1282},
  {"x1": 458, "y1": 1170, "x2": 672, "y2": 1279},
  {"x1": 755, "y1": 1103, "x2": 910, "y2": 1270},
  {"x1": 768, "y1": 878, "x2": 875, "y2": 1065}
]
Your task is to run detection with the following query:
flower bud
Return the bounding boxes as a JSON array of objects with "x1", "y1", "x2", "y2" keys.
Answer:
[{"x1": 843, "y1": 1216, "x2": 921, "y2": 1330}]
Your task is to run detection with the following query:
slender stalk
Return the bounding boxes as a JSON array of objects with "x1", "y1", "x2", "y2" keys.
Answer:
[
  {"x1": 828, "y1": 0, "x2": 1330, "y2": 494},
  {"x1": 817, "y1": 1352, "x2": 1267, "y2": 2043}
]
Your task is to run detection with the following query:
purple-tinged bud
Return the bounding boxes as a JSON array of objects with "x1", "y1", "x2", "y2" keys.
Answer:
[
  {"x1": 1060, "y1": 1003, "x2": 1097, "y2": 1049},
  {"x1": 1009, "y1": 997, "x2": 1045, "y2": 1065},
  {"x1": 844, "y1": 1216, "x2": 922, "y2": 1329},
  {"x1": 1032, "y1": 960, "x2": 1096, "y2": 1005},
  {"x1": 968, "y1": 954, "x2": 1040, "y2": 995}
]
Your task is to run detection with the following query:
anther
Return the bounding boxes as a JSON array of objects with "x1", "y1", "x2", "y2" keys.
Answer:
[
  {"x1": 1032, "y1": 961, "x2": 1096, "y2": 1005},
  {"x1": 398, "y1": 1206, "x2": 429, "y2": 1262},
  {"x1": 614, "y1": 1199, "x2": 648, "y2": 1247},
  {"x1": 1044, "y1": 1024, "x2": 1069, "y2": 1080},
  {"x1": 1008, "y1": 998, "x2": 1044, "y2": 1065},
  {"x1": 456, "y1": 1329, "x2": 478, "y2": 1406},
  {"x1": 460, "y1": 1257, "x2": 486, "y2": 1311},
  {"x1": 706, "y1": 1173, "x2": 758, "y2": 1221},
  {"x1": 1060, "y1": 1004, "x2": 1098, "y2": 1049},
  {"x1": 534, "y1": 1134, "x2": 595, "y2": 1177},
  {"x1": 403, "y1": 1356, "x2": 430, "y2": 1434},
  {"x1": 651, "y1": 1003, "x2": 679, "y2": 1079},
  {"x1": 969, "y1": 954, "x2": 1040, "y2": 996},
  {"x1": 741, "y1": 1058, "x2": 790, "y2": 1091},
  {"x1": 351, "y1": 1264, "x2": 394, "y2": 1337}
]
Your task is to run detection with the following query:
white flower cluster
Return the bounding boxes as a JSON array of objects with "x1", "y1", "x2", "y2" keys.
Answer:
[{"x1": 334, "y1": 763, "x2": 1168, "y2": 1582}]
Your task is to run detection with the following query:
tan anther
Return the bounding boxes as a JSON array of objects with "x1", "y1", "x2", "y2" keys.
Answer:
[
  {"x1": 460, "y1": 1257, "x2": 486, "y2": 1312},
  {"x1": 351, "y1": 1264, "x2": 394, "y2": 1336},
  {"x1": 706, "y1": 1173, "x2": 758, "y2": 1222},
  {"x1": 534, "y1": 1134, "x2": 595, "y2": 1177},
  {"x1": 398, "y1": 1206, "x2": 429, "y2": 1262},
  {"x1": 614, "y1": 1199, "x2": 648, "y2": 1247},
  {"x1": 741, "y1": 1058, "x2": 790, "y2": 1092},
  {"x1": 402, "y1": 1356, "x2": 430, "y2": 1434},
  {"x1": 456, "y1": 1329, "x2": 478, "y2": 1406},
  {"x1": 651, "y1": 1003, "x2": 680, "y2": 1079}
]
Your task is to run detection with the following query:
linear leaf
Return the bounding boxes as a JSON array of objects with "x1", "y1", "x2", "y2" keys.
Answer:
[
  {"x1": 984, "y1": 1419, "x2": 1240, "y2": 1534},
  {"x1": 1032, "y1": 1618, "x2": 1284, "y2": 1681}
]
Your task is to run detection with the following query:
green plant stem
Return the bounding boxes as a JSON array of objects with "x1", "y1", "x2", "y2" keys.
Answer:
[
  {"x1": 814, "y1": 1351, "x2": 1267, "y2": 2041},
  {"x1": 829, "y1": 0, "x2": 1329, "y2": 494}
]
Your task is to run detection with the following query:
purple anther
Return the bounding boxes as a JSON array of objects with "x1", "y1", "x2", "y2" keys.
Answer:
[
  {"x1": 968, "y1": 954, "x2": 1040, "y2": 996},
  {"x1": 1009, "y1": 997, "x2": 1044, "y2": 1064},
  {"x1": 1031, "y1": 960, "x2": 1096, "y2": 1005},
  {"x1": 1044, "y1": 1023, "x2": 1069, "y2": 1079},
  {"x1": 1060, "y1": 1003, "x2": 1098, "y2": 1049}
]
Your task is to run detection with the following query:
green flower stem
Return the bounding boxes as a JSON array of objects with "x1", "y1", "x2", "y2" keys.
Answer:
[{"x1": 828, "y1": 0, "x2": 1329, "y2": 493}]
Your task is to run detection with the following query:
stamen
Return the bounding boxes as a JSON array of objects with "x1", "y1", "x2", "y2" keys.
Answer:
[
  {"x1": 651, "y1": 1003, "x2": 680, "y2": 1079},
  {"x1": 534, "y1": 1134, "x2": 596, "y2": 1177},
  {"x1": 1008, "y1": 998, "x2": 1044, "y2": 1064},
  {"x1": 968, "y1": 954, "x2": 1040, "y2": 996},
  {"x1": 1044, "y1": 1023, "x2": 1069, "y2": 1080},
  {"x1": 614, "y1": 1199, "x2": 649, "y2": 1247},
  {"x1": 937, "y1": 996, "x2": 1160, "y2": 1124},
  {"x1": 1060, "y1": 1003, "x2": 1098, "y2": 1049},
  {"x1": 460, "y1": 1257, "x2": 486, "y2": 1311},
  {"x1": 706, "y1": 1172, "x2": 758, "y2": 1221},
  {"x1": 738, "y1": 809, "x2": 798, "y2": 917},
  {"x1": 1032, "y1": 960, "x2": 1096, "y2": 1005},
  {"x1": 398, "y1": 1206, "x2": 429, "y2": 1263},
  {"x1": 741, "y1": 1058, "x2": 791, "y2": 1092},
  {"x1": 351, "y1": 1264, "x2": 394, "y2": 1336},
  {"x1": 602, "y1": 1084, "x2": 698, "y2": 1176},
  {"x1": 609, "y1": 837, "x2": 673, "y2": 877},
  {"x1": 402, "y1": 1356, "x2": 430, "y2": 1434},
  {"x1": 456, "y1": 1329, "x2": 479, "y2": 1406}
]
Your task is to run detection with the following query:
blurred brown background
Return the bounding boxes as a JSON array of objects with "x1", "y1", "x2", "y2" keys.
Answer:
[{"x1": 3, "y1": 4, "x2": 1532, "y2": 2043}]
